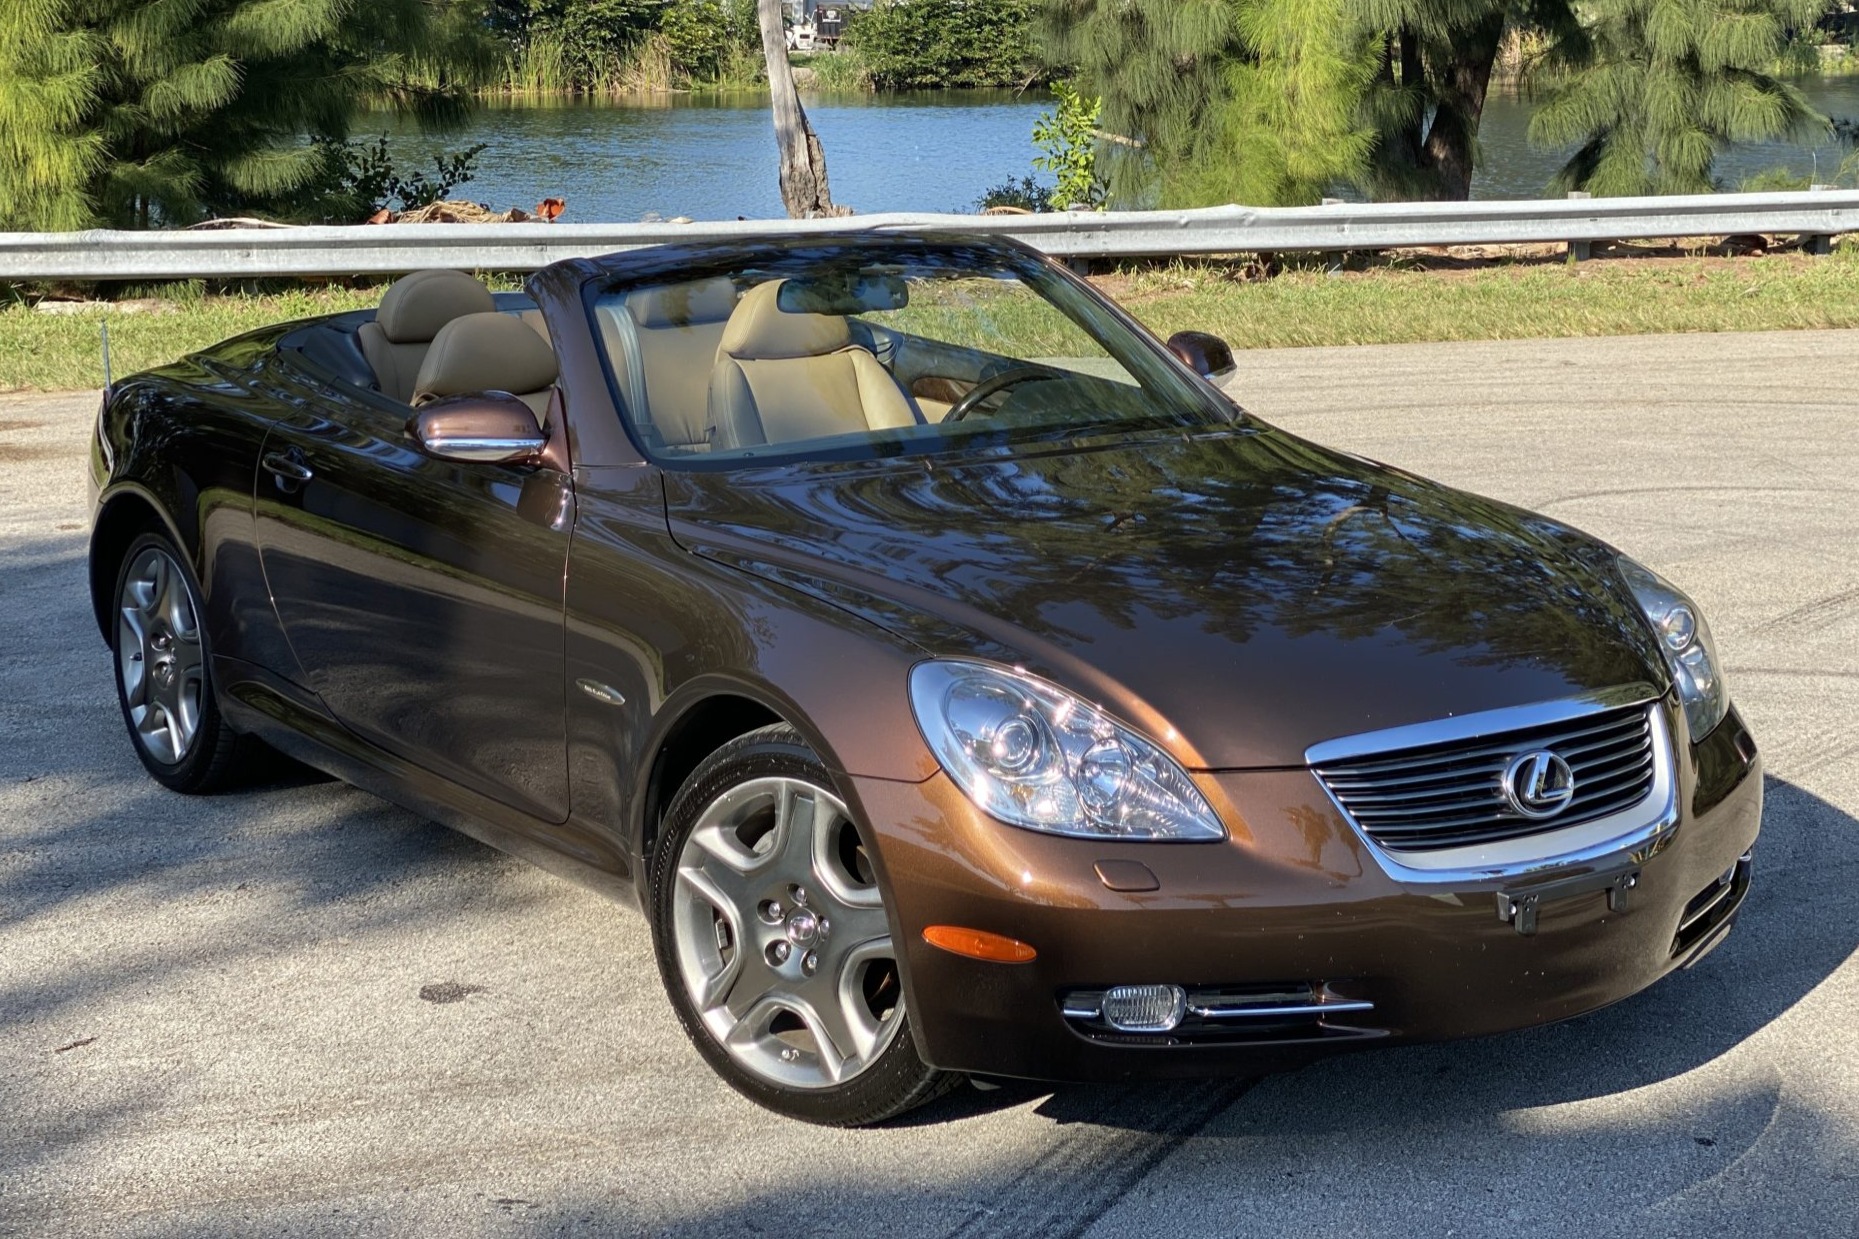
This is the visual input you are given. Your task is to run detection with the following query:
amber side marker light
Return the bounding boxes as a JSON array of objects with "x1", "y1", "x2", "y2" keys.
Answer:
[{"x1": 922, "y1": 925, "x2": 1038, "y2": 963}]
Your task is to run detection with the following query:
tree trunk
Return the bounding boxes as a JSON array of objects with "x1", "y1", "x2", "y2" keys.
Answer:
[
  {"x1": 757, "y1": 0, "x2": 848, "y2": 218},
  {"x1": 1417, "y1": 14, "x2": 1505, "y2": 200}
]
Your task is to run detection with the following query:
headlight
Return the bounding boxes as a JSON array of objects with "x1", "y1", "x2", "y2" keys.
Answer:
[
  {"x1": 908, "y1": 660, "x2": 1225, "y2": 841},
  {"x1": 1617, "y1": 556, "x2": 1728, "y2": 740}
]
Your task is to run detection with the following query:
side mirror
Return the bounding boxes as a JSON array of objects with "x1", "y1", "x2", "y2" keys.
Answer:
[
  {"x1": 1166, "y1": 331, "x2": 1237, "y2": 382},
  {"x1": 409, "y1": 392, "x2": 547, "y2": 466}
]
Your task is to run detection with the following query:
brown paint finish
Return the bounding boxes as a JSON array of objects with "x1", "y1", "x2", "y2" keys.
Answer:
[
  {"x1": 1092, "y1": 860, "x2": 1160, "y2": 892},
  {"x1": 89, "y1": 235, "x2": 1765, "y2": 1088}
]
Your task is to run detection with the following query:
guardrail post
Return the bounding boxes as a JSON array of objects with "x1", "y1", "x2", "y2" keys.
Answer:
[
  {"x1": 1808, "y1": 183, "x2": 1835, "y2": 256},
  {"x1": 1320, "y1": 198, "x2": 1346, "y2": 269},
  {"x1": 1566, "y1": 192, "x2": 1592, "y2": 262}
]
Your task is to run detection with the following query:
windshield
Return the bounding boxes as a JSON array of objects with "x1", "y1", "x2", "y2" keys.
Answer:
[{"x1": 586, "y1": 243, "x2": 1235, "y2": 466}]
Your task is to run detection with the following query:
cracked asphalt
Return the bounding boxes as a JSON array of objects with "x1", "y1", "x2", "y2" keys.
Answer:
[{"x1": 2, "y1": 329, "x2": 1856, "y2": 1236}]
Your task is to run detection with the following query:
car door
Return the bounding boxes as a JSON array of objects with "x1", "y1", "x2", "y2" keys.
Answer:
[{"x1": 252, "y1": 389, "x2": 573, "y2": 822}]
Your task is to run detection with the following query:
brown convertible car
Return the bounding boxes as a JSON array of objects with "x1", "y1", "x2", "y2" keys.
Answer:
[{"x1": 89, "y1": 234, "x2": 1761, "y2": 1125}]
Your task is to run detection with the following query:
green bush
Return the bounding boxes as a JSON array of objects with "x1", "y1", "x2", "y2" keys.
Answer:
[
  {"x1": 845, "y1": 0, "x2": 1040, "y2": 90},
  {"x1": 1032, "y1": 82, "x2": 1105, "y2": 209},
  {"x1": 494, "y1": 0, "x2": 659, "y2": 92},
  {"x1": 660, "y1": 0, "x2": 762, "y2": 86},
  {"x1": 977, "y1": 175, "x2": 1053, "y2": 211}
]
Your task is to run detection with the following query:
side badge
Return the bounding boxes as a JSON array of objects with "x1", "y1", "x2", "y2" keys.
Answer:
[{"x1": 576, "y1": 678, "x2": 626, "y2": 707}]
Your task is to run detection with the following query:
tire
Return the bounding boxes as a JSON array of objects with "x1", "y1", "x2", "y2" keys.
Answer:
[
  {"x1": 110, "y1": 532, "x2": 246, "y2": 793},
  {"x1": 650, "y1": 724, "x2": 956, "y2": 1126}
]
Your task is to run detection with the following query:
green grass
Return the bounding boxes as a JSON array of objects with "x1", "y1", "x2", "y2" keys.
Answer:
[
  {"x1": 8, "y1": 252, "x2": 1859, "y2": 392},
  {"x1": 1099, "y1": 250, "x2": 1859, "y2": 350}
]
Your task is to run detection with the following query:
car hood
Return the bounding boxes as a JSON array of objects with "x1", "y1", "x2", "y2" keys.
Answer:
[{"x1": 662, "y1": 426, "x2": 1668, "y2": 770}]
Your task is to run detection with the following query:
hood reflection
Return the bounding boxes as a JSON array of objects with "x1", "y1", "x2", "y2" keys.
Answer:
[{"x1": 664, "y1": 426, "x2": 1668, "y2": 768}]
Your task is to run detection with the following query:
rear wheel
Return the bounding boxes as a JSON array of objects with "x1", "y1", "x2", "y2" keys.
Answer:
[
  {"x1": 111, "y1": 533, "x2": 244, "y2": 793},
  {"x1": 650, "y1": 724, "x2": 955, "y2": 1126}
]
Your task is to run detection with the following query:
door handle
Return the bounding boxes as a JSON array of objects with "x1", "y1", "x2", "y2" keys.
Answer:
[{"x1": 262, "y1": 449, "x2": 314, "y2": 490}]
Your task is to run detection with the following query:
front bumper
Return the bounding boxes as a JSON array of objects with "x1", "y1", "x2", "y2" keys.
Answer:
[{"x1": 849, "y1": 703, "x2": 1762, "y2": 1082}]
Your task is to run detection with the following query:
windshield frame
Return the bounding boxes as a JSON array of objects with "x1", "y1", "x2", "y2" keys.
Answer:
[{"x1": 579, "y1": 235, "x2": 1243, "y2": 471}]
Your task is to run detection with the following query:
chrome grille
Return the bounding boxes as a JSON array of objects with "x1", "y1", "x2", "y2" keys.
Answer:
[{"x1": 1314, "y1": 702, "x2": 1658, "y2": 852}]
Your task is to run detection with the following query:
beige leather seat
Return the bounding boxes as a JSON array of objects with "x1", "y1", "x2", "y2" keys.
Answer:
[
  {"x1": 705, "y1": 280, "x2": 919, "y2": 451},
  {"x1": 358, "y1": 269, "x2": 496, "y2": 403},
  {"x1": 596, "y1": 277, "x2": 739, "y2": 451},
  {"x1": 411, "y1": 312, "x2": 559, "y2": 419}
]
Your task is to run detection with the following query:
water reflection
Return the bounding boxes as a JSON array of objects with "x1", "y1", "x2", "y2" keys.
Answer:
[{"x1": 664, "y1": 425, "x2": 1669, "y2": 767}]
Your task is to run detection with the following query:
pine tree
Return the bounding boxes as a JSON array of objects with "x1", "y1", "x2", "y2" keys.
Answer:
[
  {"x1": 1037, "y1": 0, "x2": 1242, "y2": 204},
  {"x1": 1036, "y1": 0, "x2": 1448, "y2": 207},
  {"x1": 0, "y1": 0, "x2": 102, "y2": 230},
  {"x1": 0, "y1": 0, "x2": 492, "y2": 230},
  {"x1": 1529, "y1": 0, "x2": 1828, "y2": 195},
  {"x1": 1166, "y1": 0, "x2": 1380, "y2": 207},
  {"x1": 1356, "y1": 0, "x2": 1587, "y2": 201}
]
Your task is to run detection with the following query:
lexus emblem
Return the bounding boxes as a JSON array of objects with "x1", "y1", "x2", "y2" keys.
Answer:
[{"x1": 1503, "y1": 750, "x2": 1576, "y2": 819}]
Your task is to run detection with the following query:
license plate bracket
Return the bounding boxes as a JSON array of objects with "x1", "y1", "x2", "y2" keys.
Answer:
[{"x1": 1494, "y1": 865, "x2": 1640, "y2": 936}]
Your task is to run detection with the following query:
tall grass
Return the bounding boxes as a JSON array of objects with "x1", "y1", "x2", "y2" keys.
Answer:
[
  {"x1": 494, "y1": 33, "x2": 766, "y2": 96},
  {"x1": 502, "y1": 31, "x2": 583, "y2": 95},
  {"x1": 694, "y1": 44, "x2": 765, "y2": 92},
  {"x1": 621, "y1": 34, "x2": 677, "y2": 93},
  {"x1": 797, "y1": 49, "x2": 873, "y2": 93}
]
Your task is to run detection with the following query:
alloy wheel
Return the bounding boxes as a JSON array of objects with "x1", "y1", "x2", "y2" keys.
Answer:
[
  {"x1": 117, "y1": 545, "x2": 205, "y2": 766},
  {"x1": 670, "y1": 776, "x2": 906, "y2": 1091}
]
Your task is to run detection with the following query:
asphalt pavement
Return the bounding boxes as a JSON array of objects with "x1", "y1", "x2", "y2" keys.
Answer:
[{"x1": 1, "y1": 329, "x2": 1855, "y2": 1237}]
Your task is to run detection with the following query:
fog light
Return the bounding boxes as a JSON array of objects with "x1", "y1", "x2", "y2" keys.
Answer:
[{"x1": 1101, "y1": 984, "x2": 1186, "y2": 1032}]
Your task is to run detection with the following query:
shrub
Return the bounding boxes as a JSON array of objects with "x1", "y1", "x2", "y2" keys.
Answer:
[
  {"x1": 845, "y1": 0, "x2": 1040, "y2": 90},
  {"x1": 661, "y1": 0, "x2": 762, "y2": 86},
  {"x1": 496, "y1": 0, "x2": 659, "y2": 93},
  {"x1": 291, "y1": 136, "x2": 488, "y2": 223},
  {"x1": 977, "y1": 175, "x2": 1053, "y2": 212},
  {"x1": 1032, "y1": 83, "x2": 1105, "y2": 209}
]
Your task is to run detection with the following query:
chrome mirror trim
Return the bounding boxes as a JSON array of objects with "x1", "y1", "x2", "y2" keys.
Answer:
[
  {"x1": 409, "y1": 391, "x2": 547, "y2": 466},
  {"x1": 420, "y1": 435, "x2": 548, "y2": 464}
]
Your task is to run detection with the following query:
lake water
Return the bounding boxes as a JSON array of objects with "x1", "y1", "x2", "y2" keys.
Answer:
[
  {"x1": 377, "y1": 78, "x2": 1859, "y2": 223},
  {"x1": 378, "y1": 91, "x2": 1052, "y2": 221},
  {"x1": 1473, "y1": 76, "x2": 1859, "y2": 198}
]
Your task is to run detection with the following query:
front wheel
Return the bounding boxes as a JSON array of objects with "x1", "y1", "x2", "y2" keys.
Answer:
[
  {"x1": 111, "y1": 532, "x2": 245, "y2": 793},
  {"x1": 650, "y1": 724, "x2": 955, "y2": 1126}
]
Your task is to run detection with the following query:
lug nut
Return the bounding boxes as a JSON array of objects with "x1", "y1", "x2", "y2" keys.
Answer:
[
  {"x1": 801, "y1": 951, "x2": 818, "y2": 976},
  {"x1": 769, "y1": 941, "x2": 791, "y2": 965},
  {"x1": 792, "y1": 886, "x2": 808, "y2": 907},
  {"x1": 760, "y1": 900, "x2": 784, "y2": 923}
]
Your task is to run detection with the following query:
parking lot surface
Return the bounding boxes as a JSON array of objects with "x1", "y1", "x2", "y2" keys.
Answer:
[{"x1": 2, "y1": 329, "x2": 1855, "y2": 1237}]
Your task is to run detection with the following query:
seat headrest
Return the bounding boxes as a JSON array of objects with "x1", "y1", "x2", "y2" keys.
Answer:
[
  {"x1": 376, "y1": 269, "x2": 496, "y2": 344},
  {"x1": 413, "y1": 312, "x2": 559, "y2": 402},
  {"x1": 717, "y1": 279, "x2": 852, "y2": 361},
  {"x1": 627, "y1": 277, "x2": 739, "y2": 328}
]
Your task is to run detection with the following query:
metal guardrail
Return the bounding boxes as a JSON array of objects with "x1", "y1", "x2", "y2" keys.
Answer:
[{"x1": 3, "y1": 189, "x2": 1857, "y2": 280}]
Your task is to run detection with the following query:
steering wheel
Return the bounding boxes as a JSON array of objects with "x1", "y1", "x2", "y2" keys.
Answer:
[{"x1": 944, "y1": 365, "x2": 1065, "y2": 422}]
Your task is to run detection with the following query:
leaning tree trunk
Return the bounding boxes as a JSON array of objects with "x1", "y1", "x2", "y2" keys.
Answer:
[
  {"x1": 1417, "y1": 13, "x2": 1506, "y2": 201},
  {"x1": 757, "y1": 0, "x2": 848, "y2": 218}
]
